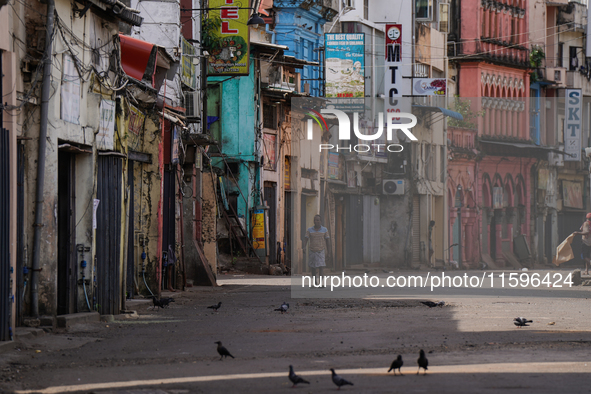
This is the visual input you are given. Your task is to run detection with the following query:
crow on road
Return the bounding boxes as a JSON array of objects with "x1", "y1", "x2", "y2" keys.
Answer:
[
  {"x1": 214, "y1": 341, "x2": 234, "y2": 360},
  {"x1": 275, "y1": 302, "x2": 289, "y2": 314},
  {"x1": 421, "y1": 301, "x2": 445, "y2": 308},
  {"x1": 388, "y1": 355, "x2": 404, "y2": 375},
  {"x1": 208, "y1": 302, "x2": 222, "y2": 312},
  {"x1": 159, "y1": 297, "x2": 175, "y2": 308},
  {"x1": 514, "y1": 317, "x2": 533, "y2": 327},
  {"x1": 288, "y1": 365, "x2": 310, "y2": 387},
  {"x1": 417, "y1": 349, "x2": 429, "y2": 375},
  {"x1": 151, "y1": 296, "x2": 164, "y2": 310},
  {"x1": 330, "y1": 368, "x2": 354, "y2": 390}
]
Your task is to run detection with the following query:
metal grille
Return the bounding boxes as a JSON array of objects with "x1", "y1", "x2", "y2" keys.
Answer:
[
  {"x1": 96, "y1": 156, "x2": 123, "y2": 315},
  {"x1": 0, "y1": 128, "x2": 10, "y2": 340}
]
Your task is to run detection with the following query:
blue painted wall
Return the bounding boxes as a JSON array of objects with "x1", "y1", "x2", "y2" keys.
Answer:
[
  {"x1": 274, "y1": 1, "x2": 330, "y2": 97},
  {"x1": 209, "y1": 58, "x2": 260, "y2": 223}
]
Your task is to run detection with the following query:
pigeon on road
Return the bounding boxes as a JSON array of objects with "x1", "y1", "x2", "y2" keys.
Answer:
[
  {"x1": 421, "y1": 301, "x2": 445, "y2": 308},
  {"x1": 330, "y1": 368, "x2": 354, "y2": 390},
  {"x1": 388, "y1": 355, "x2": 404, "y2": 375},
  {"x1": 288, "y1": 365, "x2": 310, "y2": 387},
  {"x1": 275, "y1": 302, "x2": 289, "y2": 313},
  {"x1": 214, "y1": 341, "x2": 234, "y2": 360},
  {"x1": 208, "y1": 302, "x2": 222, "y2": 312},
  {"x1": 417, "y1": 349, "x2": 428, "y2": 375},
  {"x1": 513, "y1": 317, "x2": 533, "y2": 327}
]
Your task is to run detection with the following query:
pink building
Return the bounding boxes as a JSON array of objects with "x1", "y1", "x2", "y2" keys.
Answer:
[{"x1": 448, "y1": 0, "x2": 537, "y2": 268}]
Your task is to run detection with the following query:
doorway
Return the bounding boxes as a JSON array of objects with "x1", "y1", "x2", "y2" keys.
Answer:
[
  {"x1": 57, "y1": 152, "x2": 77, "y2": 315},
  {"x1": 264, "y1": 182, "x2": 277, "y2": 264}
]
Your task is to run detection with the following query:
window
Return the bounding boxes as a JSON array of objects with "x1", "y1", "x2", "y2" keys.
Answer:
[
  {"x1": 263, "y1": 104, "x2": 277, "y2": 129},
  {"x1": 416, "y1": 0, "x2": 433, "y2": 20},
  {"x1": 364, "y1": 0, "x2": 369, "y2": 19},
  {"x1": 558, "y1": 43, "x2": 564, "y2": 68},
  {"x1": 439, "y1": 3, "x2": 449, "y2": 33}
]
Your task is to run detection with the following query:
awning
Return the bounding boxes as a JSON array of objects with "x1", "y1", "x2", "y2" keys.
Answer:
[
  {"x1": 119, "y1": 34, "x2": 176, "y2": 90},
  {"x1": 251, "y1": 41, "x2": 289, "y2": 51},
  {"x1": 412, "y1": 105, "x2": 464, "y2": 120},
  {"x1": 479, "y1": 140, "x2": 576, "y2": 157},
  {"x1": 120, "y1": 34, "x2": 156, "y2": 82}
]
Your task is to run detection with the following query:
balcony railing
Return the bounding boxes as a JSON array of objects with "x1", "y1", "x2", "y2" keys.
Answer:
[{"x1": 448, "y1": 127, "x2": 477, "y2": 151}]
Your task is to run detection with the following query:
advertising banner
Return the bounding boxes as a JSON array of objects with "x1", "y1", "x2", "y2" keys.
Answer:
[
  {"x1": 325, "y1": 33, "x2": 365, "y2": 99},
  {"x1": 412, "y1": 78, "x2": 447, "y2": 96},
  {"x1": 207, "y1": 0, "x2": 250, "y2": 76},
  {"x1": 181, "y1": 37, "x2": 197, "y2": 89}
]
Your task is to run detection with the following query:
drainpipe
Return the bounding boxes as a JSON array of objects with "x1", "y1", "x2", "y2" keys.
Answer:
[{"x1": 31, "y1": 0, "x2": 55, "y2": 317}]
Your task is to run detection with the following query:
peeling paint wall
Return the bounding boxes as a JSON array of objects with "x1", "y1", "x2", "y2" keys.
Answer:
[{"x1": 202, "y1": 171, "x2": 218, "y2": 274}]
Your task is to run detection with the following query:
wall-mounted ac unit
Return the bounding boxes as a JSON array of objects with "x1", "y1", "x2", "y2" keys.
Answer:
[
  {"x1": 184, "y1": 91, "x2": 200, "y2": 119},
  {"x1": 382, "y1": 179, "x2": 405, "y2": 195}
]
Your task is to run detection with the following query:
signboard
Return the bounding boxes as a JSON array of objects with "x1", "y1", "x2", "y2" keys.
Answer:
[
  {"x1": 564, "y1": 89, "x2": 582, "y2": 161},
  {"x1": 172, "y1": 126, "x2": 180, "y2": 164},
  {"x1": 207, "y1": 0, "x2": 250, "y2": 76},
  {"x1": 384, "y1": 24, "x2": 412, "y2": 117},
  {"x1": 93, "y1": 199, "x2": 100, "y2": 229},
  {"x1": 128, "y1": 104, "x2": 145, "y2": 151},
  {"x1": 61, "y1": 54, "x2": 80, "y2": 125},
  {"x1": 181, "y1": 37, "x2": 197, "y2": 89},
  {"x1": 252, "y1": 209, "x2": 265, "y2": 249},
  {"x1": 97, "y1": 99, "x2": 115, "y2": 150},
  {"x1": 562, "y1": 180, "x2": 583, "y2": 209},
  {"x1": 284, "y1": 156, "x2": 291, "y2": 190},
  {"x1": 325, "y1": 33, "x2": 365, "y2": 98},
  {"x1": 412, "y1": 78, "x2": 447, "y2": 96},
  {"x1": 328, "y1": 152, "x2": 340, "y2": 180},
  {"x1": 263, "y1": 133, "x2": 277, "y2": 170}
]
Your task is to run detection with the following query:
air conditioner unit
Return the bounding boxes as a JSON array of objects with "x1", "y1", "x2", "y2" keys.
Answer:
[
  {"x1": 382, "y1": 179, "x2": 405, "y2": 195},
  {"x1": 184, "y1": 91, "x2": 200, "y2": 119}
]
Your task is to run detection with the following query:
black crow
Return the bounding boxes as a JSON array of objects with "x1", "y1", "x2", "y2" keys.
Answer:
[
  {"x1": 388, "y1": 355, "x2": 403, "y2": 375},
  {"x1": 421, "y1": 301, "x2": 445, "y2": 308},
  {"x1": 151, "y1": 296, "x2": 164, "y2": 310},
  {"x1": 417, "y1": 349, "x2": 428, "y2": 375},
  {"x1": 208, "y1": 302, "x2": 222, "y2": 312},
  {"x1": 330, "y1": 368, "x2": 353, "y2": 389},
  {"x1": 215, "y1": 341, "x2": 234, "y2": 360},
  {"x1": 160, "y1": 297, "x2": 175, "y2": 307},
  {"x1": 514, "y1": 317, "x2": 533, "y2": 327},
  {"x1": 275, "y1": 302, "x2": 289, "y2": 313},
  {"x1": 288, "y1": 365, "x2": 310, "y2": 387}
]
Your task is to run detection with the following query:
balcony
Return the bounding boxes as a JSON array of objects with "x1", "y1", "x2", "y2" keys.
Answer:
[
  {"x1": 566, "y1": 70, "x2": 591, "y2": 96},
  {"x1": 543, "y1": 67, "x2": 567, "y2": 88},
  {"x1": 448, "y1": 127, "x2": 478, "y2": 156}
]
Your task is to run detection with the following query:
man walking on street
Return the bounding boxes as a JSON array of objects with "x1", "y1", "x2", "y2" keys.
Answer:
[
  {"x1": 574, "y1": 212, "x2": 591, "y2": 275},
  {"x1": 303, "y1": 214, "x2": 332, "y2": 285}
]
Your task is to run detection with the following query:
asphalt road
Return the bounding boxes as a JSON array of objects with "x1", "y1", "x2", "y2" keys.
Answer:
[{"x1": 1, "y1": 273, "x2": 591, "y2": 393}]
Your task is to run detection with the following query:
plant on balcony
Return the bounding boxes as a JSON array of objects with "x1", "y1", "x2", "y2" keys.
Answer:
[
  {"x1": 529, "y1": 46, "x2": 545, "y2": 83},
  {"x1": 448, "y1": 96, "x2": 485, "y2": 129}
]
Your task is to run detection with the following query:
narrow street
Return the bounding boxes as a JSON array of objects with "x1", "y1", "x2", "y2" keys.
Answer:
[{"x1": 1, "y1": 274, "x2": 591, "y2": 393}]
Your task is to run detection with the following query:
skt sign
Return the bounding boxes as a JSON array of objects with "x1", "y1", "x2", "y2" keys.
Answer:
[{"x1": 564, "y1": 89, "x2": 582, "y2": 161}]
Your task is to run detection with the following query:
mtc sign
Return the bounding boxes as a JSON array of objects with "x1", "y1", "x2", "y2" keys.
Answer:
[{"x1": 564, "y1": 89, "x2": 582, "y2": 161}]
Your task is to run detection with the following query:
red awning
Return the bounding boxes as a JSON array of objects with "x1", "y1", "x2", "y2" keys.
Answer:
[{"x1": 119, "y1": 34, "x2": 156, "y2": 83}]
